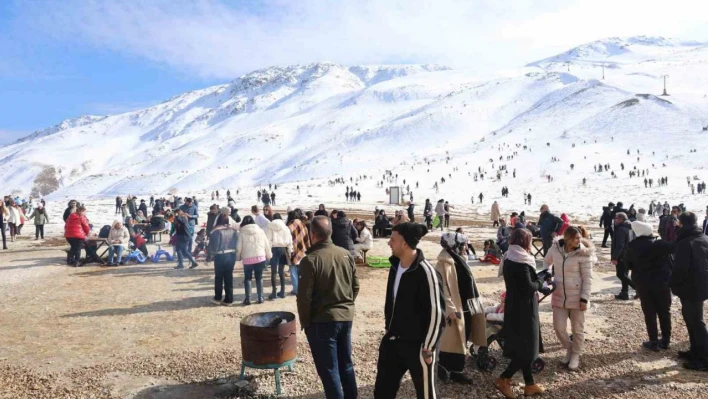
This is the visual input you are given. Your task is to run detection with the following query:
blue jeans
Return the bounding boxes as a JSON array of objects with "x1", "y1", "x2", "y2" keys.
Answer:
[
  {"x1": 175, "y1": 235, "x2": 196, "y2": 267},
  {"x1": 243, "y1": 261, "x2": 267, "y2": 302},
  {"x1": 270, "y1": 247, "x2": 288, "y2": 294},
  {"x1": 305, "y1": 321, "x2": 357, "y2": 399},
  {"x1": 108, "y1": 245, "x2": 124, "y2": 264},
  {"x1": 290, "y1": 264, "x2": 299, "y2": 294}
]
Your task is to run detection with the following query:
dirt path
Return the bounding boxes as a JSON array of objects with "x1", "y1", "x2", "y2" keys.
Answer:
[{"x1": 1, "y1": 213, "x2": 708, "y2": 399}]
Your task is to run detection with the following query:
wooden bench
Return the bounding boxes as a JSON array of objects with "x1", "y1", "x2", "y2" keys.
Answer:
[{"x1": 356, "y1": 249, "x2": 369, "y2": 267}]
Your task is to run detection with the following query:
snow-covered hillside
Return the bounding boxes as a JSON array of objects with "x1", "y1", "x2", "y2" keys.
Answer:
[{"x1": 2, "y1": 36, "x2": 708, "y2": 219}]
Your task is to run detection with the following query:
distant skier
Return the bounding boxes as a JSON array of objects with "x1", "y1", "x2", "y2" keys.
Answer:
[
  {"x1": 271, "y1": 191, "x2": 276, "y2": 206},
  {"x1": 478, "y1": 193, "x2": 484, "y2": 203}
]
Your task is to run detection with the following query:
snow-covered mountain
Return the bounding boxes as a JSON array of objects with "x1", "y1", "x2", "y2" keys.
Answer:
[{"x1": 2, "y1": 36, "x2": 708, "y2": 216}]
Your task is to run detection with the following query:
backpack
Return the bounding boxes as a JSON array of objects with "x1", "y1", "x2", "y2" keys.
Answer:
[{"x1": 98, "y1": 225, "x2": 111, "y2": 238}]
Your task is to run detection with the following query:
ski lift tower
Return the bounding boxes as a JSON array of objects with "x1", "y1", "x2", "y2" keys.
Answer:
[{"x1": 661, "y1": 75, "x2": 670, "y2": 96}]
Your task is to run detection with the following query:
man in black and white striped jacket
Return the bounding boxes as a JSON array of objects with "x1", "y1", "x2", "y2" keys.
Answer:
[{"x1": 374, "y1": 222, "x2": 445, "y2": 399}]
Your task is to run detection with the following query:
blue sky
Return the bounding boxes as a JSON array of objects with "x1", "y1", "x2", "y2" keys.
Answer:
[{"x1": 1, "y1": 0, "x2": 706, "y2": 145}]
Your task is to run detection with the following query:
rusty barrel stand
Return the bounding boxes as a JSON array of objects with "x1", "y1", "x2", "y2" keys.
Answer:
[
  {"x1": 239, "y1": 358, "x2": 295, "y2": 395},
  {"x1": 239, "y1": 311, "x2": 297, "y2": 396}
]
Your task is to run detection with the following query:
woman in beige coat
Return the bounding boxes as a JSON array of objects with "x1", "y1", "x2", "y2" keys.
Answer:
[
  {"x1": 436, "y1": 232, "x2": 486, "y2": 384},
  {"x1": 543, "y1": 226, "x2": 594, "y2": 371}
]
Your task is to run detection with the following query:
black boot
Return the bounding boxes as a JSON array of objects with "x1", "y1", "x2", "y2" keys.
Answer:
[
  {"x1": 450, "y1": 372, "x2": 474, "y2": 385},
  {"x1": 615, "y1": 292, "x2": 629, "y2": 300},
  {"x1": 437, "y1": 365, "x2": 450, "y2": 382},
  {"x1": 642, "y1": 341, "x2": 660, "y2": 352}
]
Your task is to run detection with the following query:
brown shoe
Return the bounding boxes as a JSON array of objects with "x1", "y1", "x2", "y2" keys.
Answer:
[
  {"x1": 524, "y1": 384, "x2": 545, "y2": 396},
  {"x1": 495, "y1": 377, "x2": 516, "y2": 398}
]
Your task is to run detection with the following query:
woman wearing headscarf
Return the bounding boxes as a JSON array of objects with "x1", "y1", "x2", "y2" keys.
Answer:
[
  {"x1": 107, "y1": 220, "x2": 130, "y2": 266},
  {"x1": 495, "y1": 228, "x2": 548, "y2": 398},
  {"x1": 543, "y1": 226, "x2": 594, "y2": 371},
  {"x1": 436, "y1": 232, "x2": 486, "y2": 384}
]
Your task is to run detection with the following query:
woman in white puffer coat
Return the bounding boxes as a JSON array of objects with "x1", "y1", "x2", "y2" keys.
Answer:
[
  {"x1": 266, "y1": 214, "x2": 293, "y2": 300},
  {"x1": 237, "y1": 215, "x2": 272, "y2": 305},
  {"x1": 353, "y1": 220, "x2": 373, "y2": 259},
  {"x1": 543, "y1": 225, "x2": 594, "y2": 372}
]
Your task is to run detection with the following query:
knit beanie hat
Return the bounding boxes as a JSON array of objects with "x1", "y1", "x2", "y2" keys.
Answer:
[{"x1": 392, "y1": 222, "x2": 428, "y2": 249}]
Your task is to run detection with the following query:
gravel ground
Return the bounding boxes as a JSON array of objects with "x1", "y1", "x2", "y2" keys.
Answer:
[{"x1": 1, "y1": 210, "x2": 708, "y2": 399}]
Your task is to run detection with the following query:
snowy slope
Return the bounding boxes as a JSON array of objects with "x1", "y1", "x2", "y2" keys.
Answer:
[{"x1": 2, "y1": 37, "x2": 708, "y2": 220}]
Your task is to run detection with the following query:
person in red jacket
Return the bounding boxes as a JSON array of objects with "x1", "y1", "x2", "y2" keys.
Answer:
[{"x1": 65, "y1": 206, "x2": 90, "y2": 267}]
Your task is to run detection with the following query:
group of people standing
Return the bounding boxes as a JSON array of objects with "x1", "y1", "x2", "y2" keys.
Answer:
[{"x1": 1, "y1": 196, "x2": 49, "y2": 249}]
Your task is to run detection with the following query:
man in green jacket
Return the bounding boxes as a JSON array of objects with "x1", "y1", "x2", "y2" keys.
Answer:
[{"x1": 297, "y1": 216, "x2": 360, "y2": 399}]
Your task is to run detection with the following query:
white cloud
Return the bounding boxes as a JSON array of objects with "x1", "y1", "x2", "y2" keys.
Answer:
[{"x1": 17, "y1": 0, "x2": 708, "y2": 80}]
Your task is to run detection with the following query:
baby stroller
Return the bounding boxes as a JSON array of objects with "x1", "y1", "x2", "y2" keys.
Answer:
[{"x1": 480, "y1": 272, "x2": 556, "y2": 374}]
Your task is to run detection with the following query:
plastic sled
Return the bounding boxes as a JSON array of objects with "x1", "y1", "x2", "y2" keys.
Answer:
[
  {"x1": 124, "y1": 250, "x2": 147, "y2": 264},
  {"x1": 151, "y1": 249, "x2": 174, "y2": 263},
  {"x1": 367, "y1": 256, "x2": 392, "y2": 268}
]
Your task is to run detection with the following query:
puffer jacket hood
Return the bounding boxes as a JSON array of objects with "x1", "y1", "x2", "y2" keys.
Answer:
[
  {"x1": 544, "y1": 238, "x2": 594, "y2": 309},
  {"x1": 267, "y1": 219, "x2": 294, "y2": 251},
  {"x1": 237, "y1": 224, "x2": 272, "y2": 262}
]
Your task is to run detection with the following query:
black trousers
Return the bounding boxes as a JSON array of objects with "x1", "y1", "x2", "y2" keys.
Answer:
[
  {"x1": 493, "y1": 220, "x2": 499, "y2": 227},
  {"x1": 214, "y1": 253, "x2": 236, "y2": 304},
  {"x1": 681, "y1": 298, "x2": 708, "y2": 359},
  {"x1": 444, "y1": 214, "x2": 450, "y2": 227},
  {"x1": 500, "y1": 357, "x2": 534, "y2": 385},
  {"x1": 66, "y1": 238, "x2": 84, "y2": 264},
  {"x1": 374, "y1": 337, "x2": 437, "y2": 399},
  {"x1": 637, "y1": 285, "x2": 671, "y2": 343},
  {"x1": 616, "y1": 261, "x2": 635, "y2": 293},
  {"x1": 602, "y1": 228, "x2": 613, "y2": 246},
  {"x1": 542, "y1": 236, "x2": 553, "y2": 256},
  {"x1": 1, "y1": 222, "x2": 6, "y2": 249},
  {"x1": 35, "y1": 225, "x2": 44, "y2": 239}
]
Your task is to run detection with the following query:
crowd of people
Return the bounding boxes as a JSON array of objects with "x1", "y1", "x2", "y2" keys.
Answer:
[{"x1": 5, "y1": 185, "x2": 708, "y2": 399}]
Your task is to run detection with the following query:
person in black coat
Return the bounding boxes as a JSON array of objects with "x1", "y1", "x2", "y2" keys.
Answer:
[
  {"x1": 671, "y1": 212, "x2": 708, "y2": 370},
  {"x1": 611, "y1": 212, "x2": 635, "y2": 300},
  {"x1": 314, "y1": 204, "x2": 328, "y2": 217},
  {"x1": 538, "y1": 204, "x2": 562, "y2": 256},
  {"x1": 331, "y1": 211, "x2": 358, "y2": 254},
  {"x1": 138, "y1": 200, "x2": 148, "y2": 217},
  {"x1": 599, "y1": 202, "x2": 615, "y2": 248},
  {"x1": 496, "y1": 228, "x2": 549, "y2": 398},
  {"x1": 423, "y1": 199, "x2": 433, "y2": 230},
  {"x1": 407, "y1": 201, "x2": 415, "y2": 223},
  {"x1": 624, "y1": 221, "x2": 674, "y2": 351},
  {"x1": 374, "y1": 210, "x2": 392, "y2": 238}
]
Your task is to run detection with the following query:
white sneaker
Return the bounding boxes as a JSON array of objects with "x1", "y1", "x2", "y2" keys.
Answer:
[
  {"x1": 568, "y1": 354, "x2": 580, "y2": 371},
  {"x1": 562, "y1": 349, "x2": 572, "y2": 365}
]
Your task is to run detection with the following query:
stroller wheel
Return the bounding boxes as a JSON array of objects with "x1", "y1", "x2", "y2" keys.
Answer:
[
  {"x1": 476, "y1": 353, "x2": 497, "y2": 372},
  {"x1": 486, "y1": 334, "x2": 497, "y2": 347},
  {"x1": 531, "y1": 357, "x2": 545, "y2": 374}
]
